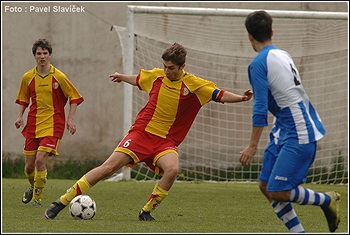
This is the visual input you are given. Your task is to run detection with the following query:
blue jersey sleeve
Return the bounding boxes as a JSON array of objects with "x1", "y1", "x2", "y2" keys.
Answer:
[{"x1": 248, "y1": 49, "x2": 270, "y2": 127}]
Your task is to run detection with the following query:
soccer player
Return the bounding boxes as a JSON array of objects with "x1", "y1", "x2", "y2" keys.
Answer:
[
  {"x1": 15, "y1": 39, "x2": 84, "y2": 207},
  {"x1": 45, "y1": 42, "x2": 253, "y2": 220},
  {"x1": 239, "y1": 10, "x2": 340, "y2": 233}
]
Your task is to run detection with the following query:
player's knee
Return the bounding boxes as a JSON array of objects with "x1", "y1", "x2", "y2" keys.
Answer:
[
  {"x1": 35, "y1": 158, "x2": 47, "y2": 170},
  {"x1": 25, "y1": 166, "x2": 35, "y2": 174},
  {"x1": 35, "y1": 151, "x2": 50, "y2": 166},
  {"x1": 258, "y1": 181, "x2": 267, "y2": 193},
  {"x1": 267, "y1": 191, "x2": 291, "y2": 202},
  {"x1": 164, "y1": 167, "x2": 178, "y2": 180}
]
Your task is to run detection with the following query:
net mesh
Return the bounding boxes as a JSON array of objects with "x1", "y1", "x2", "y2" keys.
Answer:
[{"x1": 114, "y1": 8, "x2": 348, "y2": 183}]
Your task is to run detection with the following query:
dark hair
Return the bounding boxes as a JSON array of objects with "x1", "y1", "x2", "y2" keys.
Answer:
[
  {"x1": 161, "y1": 42, "x2": 187, "y2": 66},
  {"x1": 245, "y1": 10, "x2": 273, "y2": 42},
  {"x1": 32, "y1": 39, "x2": 52, "y2": 55}
]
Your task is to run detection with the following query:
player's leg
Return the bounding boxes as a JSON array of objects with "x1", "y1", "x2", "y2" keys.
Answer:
[
  {"x1": 259, "y1": 141, "x2": 305, "y2": 232},
  {"x1": 45, "y1": 151, "x2": 133, "y2": 219},
  {"x1": 31, "y1": 137, "x2": 60, "y2": 207},
  {"x1": 21, "y1": 137, "x2": 38, "y2": 204},
  {"x1": 258, "y1": 140, "x2": 278, "y2": 201},
  {"x1": 22, "y1": 155, "x2": 36, "y2": 204},
  {"x1": 139, "y1": 151, "x2": 179, "y2": 221},
  {"x1": 289, "y1": 185, "x2": 340, "y2": 232},
  {"x1": 260, "y1": 181, "x2": 305, "y2": 232},
  {"x1": 267, "y1": 141, "x2": 340, "y2": 232},
  {"x1": 268, "y1": 187, "x2": 340, "y2": 233},
  {"x1": 31, "y1": 150, "x2": 50, "y2": 207},
  {"x1": 61, "y1": 151, "x2": 132, "y2": 203}
]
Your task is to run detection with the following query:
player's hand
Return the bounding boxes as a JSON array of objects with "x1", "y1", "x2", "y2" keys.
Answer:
[
  {"x1": 109, "y1": 72, "x2": 123, "y2": 83},
  {"x1": 15, "y1": 117, "x2": 24, "y2": 129},
  {"x1": 242, "y1": 89, "x2": 253, "y2": 101},
  {"x1": 66, "y1": 118, "x2": 76, "y2": 135},
  {"x1": 239, "y1": 145, "x2": 257, "y2": 166}
]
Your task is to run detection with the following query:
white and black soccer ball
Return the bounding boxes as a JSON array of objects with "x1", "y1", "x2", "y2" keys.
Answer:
[{"x1": 69, "y1": 195, "x2": 96, "y2": 220}]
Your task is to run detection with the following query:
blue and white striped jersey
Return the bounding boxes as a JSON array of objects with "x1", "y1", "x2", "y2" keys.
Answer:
[{"x1": 248, "y1": 45, "x2": 325, "y2": 144}]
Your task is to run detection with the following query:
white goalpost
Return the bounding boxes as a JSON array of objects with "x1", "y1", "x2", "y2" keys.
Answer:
[{"x1": 112, "y1": 6, "x2": 348, "y2": 184}]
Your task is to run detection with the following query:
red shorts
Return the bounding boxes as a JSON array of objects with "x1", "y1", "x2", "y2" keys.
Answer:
[
  {"x1": 114, "y1": 129, "x2": 178, "y2": 175},
  {"x1": 23, "y1": 136, "x2": 60, "y2": 156}
]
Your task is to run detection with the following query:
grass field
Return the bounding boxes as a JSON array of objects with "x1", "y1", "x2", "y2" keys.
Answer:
[{"x1": 1, "y1": 178, "x2": 348, "y2": 233}]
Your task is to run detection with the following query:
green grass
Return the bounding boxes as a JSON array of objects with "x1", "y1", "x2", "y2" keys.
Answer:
[{"x1": 1, "y1": 178, "x2": 348, "y2": 233}]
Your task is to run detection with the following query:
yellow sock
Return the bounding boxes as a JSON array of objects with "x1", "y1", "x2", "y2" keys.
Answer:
[
  {"x1": 60, "y1": 175, "x2": 92, "y2": 205},
  {"x1": 33, "y1": 169, "x2": 47, "y2": 201},
  {"x1": 142, "y1": 183, "x2": 168, "y2": 212},
  {"x1": 24, "y1": 170, "x2": 35, "y2": 187}
]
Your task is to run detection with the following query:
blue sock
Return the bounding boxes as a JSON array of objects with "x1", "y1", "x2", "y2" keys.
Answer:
[
  {"x1": 290, "y1": 185, "x2": 331, "y2": 206},
  {"x1": 271, "y1": 200, "x2": 305, "y2": 233}
]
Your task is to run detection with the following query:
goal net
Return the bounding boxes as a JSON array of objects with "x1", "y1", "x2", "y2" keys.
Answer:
[{"x1": 112, "y1": 6, "x2": 348, "y2": 184}]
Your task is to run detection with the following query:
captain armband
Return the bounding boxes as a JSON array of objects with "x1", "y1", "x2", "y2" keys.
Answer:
[{"x1": 212, "y1": 89, "x2": 226, "y2": 103}]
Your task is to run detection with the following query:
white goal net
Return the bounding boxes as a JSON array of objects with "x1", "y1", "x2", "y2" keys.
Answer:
[{"x1": 113, "y1": 6, "x2": 348, "y2": 184}]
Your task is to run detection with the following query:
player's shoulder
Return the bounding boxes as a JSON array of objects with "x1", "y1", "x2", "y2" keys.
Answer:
[
  {"x1": 51, "y1": 65, "x2": 64, "y2": 75},
  {"x1": 22, "y1": 67, "x2": 36, "y2": 78},
  {"x1": 142, "y1": 67, "x2": 165, "y2": 77},
  {"x1": 182, "y1": 71, "x2": 203, "y2": 80},
  {"x1": 252, "y1": 45, "x2": 282, "y2": 66},
  {"x1": 51, "y1": 65, "x2": 69, "y2": 79},
  {"x1": 266, "y1": 47, "x2": 293, "y2": 66},
  {"x1": 182, "y1": 72, "x2": 215, "y2": 91}
]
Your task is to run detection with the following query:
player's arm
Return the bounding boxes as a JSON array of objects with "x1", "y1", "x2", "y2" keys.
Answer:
[
  {"x1": 239, "y1": 89, "x2": 267, "y2": 167},
  {"x1": 239, "y1": 125, "x2": 264, "y2": 166},
  {"x1": 15, "y1": 104, "x2": 27, "y2": 129},
  {"x1": 66, "y1": 103, "x2": 78, "y2": 135},
  {"x1": 220, "y1": 89, "x2": 253, "y2": 103},
  {"x1": 109, "y1": 72, "x2": 137, "y2": 86}
]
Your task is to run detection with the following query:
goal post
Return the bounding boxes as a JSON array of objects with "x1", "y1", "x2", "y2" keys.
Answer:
[
  {"x1": 127, "y1": 5, "x2": 348, "y2": 19},
  {"x1": 112, "y1": 6, "x2": 348, "y2": 183}
]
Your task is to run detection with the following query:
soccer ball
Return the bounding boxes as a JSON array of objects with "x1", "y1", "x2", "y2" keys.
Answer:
[{"x1": 69, "y1": 195, "x2": 96, "y2": 220}]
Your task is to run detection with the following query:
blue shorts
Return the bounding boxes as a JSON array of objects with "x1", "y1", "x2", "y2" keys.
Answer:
[{"x1": 258, "y1": 140, "x2": 316, "y2": 192}]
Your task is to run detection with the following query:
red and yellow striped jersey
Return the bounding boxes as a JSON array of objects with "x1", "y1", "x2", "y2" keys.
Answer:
[
  {"x1": 15, "y1": 65, "x2": 84, "y2": 139},
  {"x1": 132, "y1": 68, "x2": 225, "y2": 146}
]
